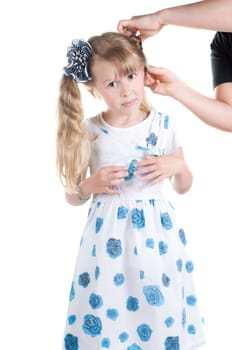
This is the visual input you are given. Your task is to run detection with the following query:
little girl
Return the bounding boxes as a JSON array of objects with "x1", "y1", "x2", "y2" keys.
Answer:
[{"x1": 57, "y1": 32, "x2": 205, "y2": 350}]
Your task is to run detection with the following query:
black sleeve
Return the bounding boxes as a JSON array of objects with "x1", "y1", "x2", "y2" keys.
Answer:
[{"x1": 210, "y1": 32, "x2": 232, "y2": 88}]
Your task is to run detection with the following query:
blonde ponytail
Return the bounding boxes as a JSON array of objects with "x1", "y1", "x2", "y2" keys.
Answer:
[{"x1": 56, "y1": 76, "x2": 91, "y2": 193}]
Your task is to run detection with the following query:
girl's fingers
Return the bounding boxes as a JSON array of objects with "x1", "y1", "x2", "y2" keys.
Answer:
[
  {"x1": 135, "y1": 164, "x2": 157, "y2": 175},
  {"x1": 111, "y1": 178, "x2": 126, "y2": 185},
  {"x1": 107, "y1": 165, "x2": 128, "y2": 172}
]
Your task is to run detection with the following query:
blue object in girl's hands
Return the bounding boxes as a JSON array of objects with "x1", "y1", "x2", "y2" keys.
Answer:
[{"x1": 124, "y1": 159, "x2": 139, "y2": 180}]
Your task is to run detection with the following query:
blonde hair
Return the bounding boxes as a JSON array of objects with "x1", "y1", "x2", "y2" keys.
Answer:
[{"x1": 56, "y1": 32, "x2": 151, "y2": 193}]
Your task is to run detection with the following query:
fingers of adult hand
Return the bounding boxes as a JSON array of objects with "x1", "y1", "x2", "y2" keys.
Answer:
[
  {"x1": 117, "y1": 20, "x2": 137, "y2": 36},
  {"x1": 117, "y1": 20, "x2": 128, "y2": 33},
  {"x1": 147, "y1": 65, "x2": 166, "y2": 76},
  {"x1": 151, "y1": 81, "x2": 161, "y2": 94}
]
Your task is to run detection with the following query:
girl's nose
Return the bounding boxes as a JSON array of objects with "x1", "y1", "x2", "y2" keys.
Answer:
[{"x1": 121, "y1": 83, "x2": 130, "y2": 97}]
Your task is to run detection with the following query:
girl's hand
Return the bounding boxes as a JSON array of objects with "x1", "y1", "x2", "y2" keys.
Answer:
[
  {"x1": 80, "y1": 165, "x2": 128, "y2": 196},
  {"x1": 134, "y1": 153, "x2": 184, "y2": 186},
  {"x1": 117, "y1": 12, "x2": 164, "y2": 40}
]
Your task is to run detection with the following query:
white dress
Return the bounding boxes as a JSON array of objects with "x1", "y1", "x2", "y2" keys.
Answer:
[{"x1": 63, "y1": 109, "x2": 206, "y2": 350}]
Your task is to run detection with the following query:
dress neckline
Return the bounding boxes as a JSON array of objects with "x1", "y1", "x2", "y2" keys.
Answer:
[{"x1": 98, "y1": 110, "x2": 155, "y2": 131}]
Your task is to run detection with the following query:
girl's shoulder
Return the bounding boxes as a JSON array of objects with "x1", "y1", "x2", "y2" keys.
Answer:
[
  {"x1": 85, "y1": 113, "x2": 104, "y2": 139},
  {"x1": 86, "y1": 113, "x2": 101, "y2": 128},
  {"x1": 151, "y1": 109, "x2": 174, "y2": 130}
]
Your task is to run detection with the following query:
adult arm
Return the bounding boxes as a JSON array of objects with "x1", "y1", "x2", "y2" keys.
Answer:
[
  {"x1": 118, "y1": 0, "x2": 232, "y2": 39},
  {"x1": 157, "y1": 0, "x2": 232, "y2": 32},
  {"x1": 146, "y1": 66, "x2": 232, "y2": 132}
]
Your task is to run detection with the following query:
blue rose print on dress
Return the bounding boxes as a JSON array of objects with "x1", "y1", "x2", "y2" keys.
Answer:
[
  {"x1": 143, "y1": 285, "x2": 165, "y2": 306},
  {"x1": 95, "y1": 265, "x2": 100, "y2": 280},
  {"x1": 146, "y1": 238, "x2": 155, "y2": 248},
  {"x1": 176, "y1": 259, "x2": 183, "y2": 272},
  {"x1": 117, "y1": 205, "x2": 128, "y2": 219},
  {"x1": 161, "y1": 212, "x2": 173, "y2": 230},
  {"x1": 127, "y1": 343, "x2": 141, "y2": 350},
  {"x1": 68, "y1": 315, "x2": 76, "y2": 325},
  {"x1": 69, "y1": 282, "x2": 75, "y2": 301},
  {"x1": 186, "y1": 295, "x2": 197, "y2": 306},
  {"x1": 137, "y1": 324, "x2": 152, "y2": 342},
  {"x1": 124, "y1": 159, "x2": 138, "y2": 180},
  {"x1": 146, "y1": 132, "x2": 159, "y2": 155},
  {"x1": 146, "y1": 132, "x2": 157, "y2": 147},
  {"x1": 119, "y1": 332, "x2": 129, "y2": 343},
  {"x1": 136, "y1": 132, "x2": 158, "y2": 155},
  {"x1": 126, "y1": 296, "x2": 139, "y2": 311},
  {"x1": 89, "y1": 293, "x2": 103, "y2": 309},
  {"x1": 78, "y1": 272, "x2": 90, "y2": 288},
  {"x1": 113, "y1": 273, "x2": 125, "y2": 286},
  {"x1": 140, "y1": 270, "x2": 145, "y2": 279},
  {"x1": 165, "y1": 316, "x2": 174, "y2": 328},
  {"x1": 149, "y1": 199, "x2": 156, "y2": 207},
  {"x1": 179, "y1": 229, "x2": 187, "y2": 245},
  {"x1": 101, "y1": 337, "x2": 110, "y2": 348},
  {"x1": 64, "y1": 333, "x2": 78, "y2": 350},
  {"x1": 106, "y1": 308, "x2": 119, "y2": 320},
  {"x1": 106, "y1": 238, "x2": 122, "y2": 259},
  {"x1": 131, "y1": 208, "x2": 145, "y2": 230},
  {"x1": 188, "y1": 324, "x2": 196, "y2": 334},
  {"x1": 164, "y1": 115, "x2": 169, "y2": 129},
  {"x1": 92, "y1": 245, "x2": 96, "y2": 257},
  {"x1": 182, "y1": 308, "x2": 186, "y2": 328},
  {"x1": 96, "y1": 217, "x2": 103, "y2": 233},
  {"x1": 82, "y1": 314, "x2": 102, "y2": 337},
  {"x1": 162, "y1": 273, "x2": 171, "y2": 287},
  {"x1": 100, "y1": 127, "x2": 108, "y2": 134},
  {"x1": 185, "y1": 260, "x2": 194, "y2": 273},
  {"x1": 164, "y1": 336, "x2": 179, "y2": 350},
  {"x1": 159, "y1": 241, "x2": 168, "y2": 255}
]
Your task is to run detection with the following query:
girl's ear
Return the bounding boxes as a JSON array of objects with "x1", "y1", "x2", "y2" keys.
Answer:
[
  {"x1": 144, "y1": 70, "x2": 156, "y2": 87},
  {"x1": 87, "y1": 86, "x2": 101, "y2": 99}
]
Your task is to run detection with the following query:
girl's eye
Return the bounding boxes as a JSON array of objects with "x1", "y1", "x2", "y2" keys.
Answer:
[
  {"x1": 108, "y1": 81, "x2": 117, "y2": 88},
  {"x1": 128, "y1": 73, "x2": 136, "y2": 80}
]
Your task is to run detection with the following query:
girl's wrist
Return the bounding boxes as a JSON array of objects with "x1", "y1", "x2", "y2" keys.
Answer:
[{"x1": 77, "y1": 181, "x2": 91, "y2": 201}]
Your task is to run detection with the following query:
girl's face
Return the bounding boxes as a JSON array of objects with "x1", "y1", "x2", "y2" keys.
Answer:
[{"x1": 91, "y1": 59, "x2": 145, "y2": 117}]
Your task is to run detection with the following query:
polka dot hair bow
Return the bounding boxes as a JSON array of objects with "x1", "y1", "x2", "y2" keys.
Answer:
[{"x1": 64, "y1": 39, "x2": 92, "y2": 83}]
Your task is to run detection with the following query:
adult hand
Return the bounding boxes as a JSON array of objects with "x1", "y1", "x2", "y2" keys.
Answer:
[
  {"x1": 117, "y1": 12, "x2": 164, "y2": 40},
  {"x1": 145, "y1": 65, "x2": 184, "y2": 98}
]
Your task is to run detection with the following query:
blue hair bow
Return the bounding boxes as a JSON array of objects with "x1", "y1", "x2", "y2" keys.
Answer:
[{"x1": 64, "y1": 39, "x2": 92, "y2": 83}]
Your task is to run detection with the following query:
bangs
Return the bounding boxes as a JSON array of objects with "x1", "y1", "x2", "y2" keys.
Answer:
[{"x1": 103, "y1": 48, "x2": 144, "y2": 75}]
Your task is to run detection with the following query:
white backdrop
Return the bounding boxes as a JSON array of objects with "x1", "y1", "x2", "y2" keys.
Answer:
[{"x1": 1, "y1": 0, "x2": 232, "y2": 349}]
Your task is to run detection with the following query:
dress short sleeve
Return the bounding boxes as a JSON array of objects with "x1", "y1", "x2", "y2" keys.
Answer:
[
  {"x1": 156, "y1": 114, "x2": 181, "y2": 156},
  {"x1": 210, "y1": 31, "x2": 232, "y2": 88}
]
